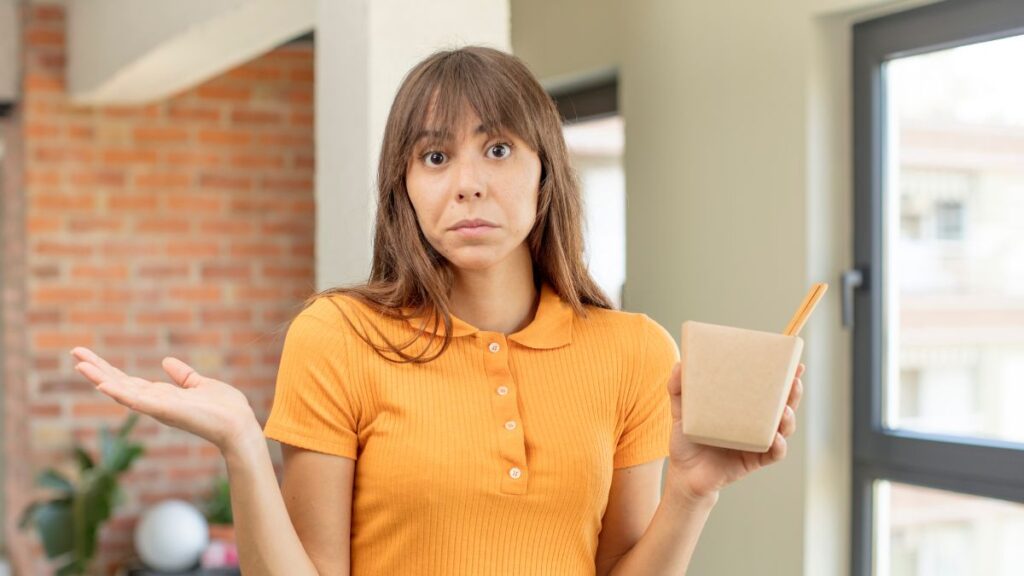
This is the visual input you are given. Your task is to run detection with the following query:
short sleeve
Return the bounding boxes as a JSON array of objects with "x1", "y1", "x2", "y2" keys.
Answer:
[
  {"x1": 263, "y1": 299, "x2": 360, "y2": 459},
  {"x1": 613, "y1": 315, "x2": 680, "y2": 469}
]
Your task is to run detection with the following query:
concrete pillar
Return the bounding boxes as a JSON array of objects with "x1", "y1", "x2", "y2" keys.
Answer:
[
  {"x1": 314, "y1": 0, "x2": 511, "y2": 289},
  {"x1": 0, "y1": 0, "x2": 17, "y2": 105}
]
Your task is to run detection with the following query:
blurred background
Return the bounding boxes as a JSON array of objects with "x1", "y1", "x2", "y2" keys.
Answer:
[{"x1": 1, "y1": 0, "x2": 1022, "y2": 574}]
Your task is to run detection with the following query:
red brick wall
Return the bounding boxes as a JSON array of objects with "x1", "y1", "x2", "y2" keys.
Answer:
[{"x1": 6, "y1": 5, "x2": 315, "y2": 573}]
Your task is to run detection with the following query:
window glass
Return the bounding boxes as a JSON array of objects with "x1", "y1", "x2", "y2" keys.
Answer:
[
  {"x1": 885, "y1": 34, "x2": 1024, "y2": 444},
  {"x1": 563, "y1": 116, "x2": 625, "y2": 309},
  {"x1": 876, "y1": 480, "x2": 1024, "y2": 576}
]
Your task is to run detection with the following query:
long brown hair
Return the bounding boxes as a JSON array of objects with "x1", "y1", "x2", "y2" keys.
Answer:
[{"x1": 307, "y1": 46, "x2": 612, "y2": 362}]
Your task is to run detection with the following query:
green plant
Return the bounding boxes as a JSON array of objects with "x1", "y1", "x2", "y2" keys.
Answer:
[
  {"x1": 204, "y1": 475, "x2": 233, "y2": 525},
  {"x1": 19, "y1": 413, "x2": 145, "y2": 575}
]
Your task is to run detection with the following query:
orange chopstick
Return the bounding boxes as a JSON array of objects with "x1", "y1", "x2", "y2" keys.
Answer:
[{"x1": 783, "y1": 282, "x2": 829, "y2": 337}]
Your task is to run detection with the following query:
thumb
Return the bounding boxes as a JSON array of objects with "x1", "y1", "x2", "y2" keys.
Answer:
[{"x1": 162, "y1": 357, "x2": 202, "y2": 388}]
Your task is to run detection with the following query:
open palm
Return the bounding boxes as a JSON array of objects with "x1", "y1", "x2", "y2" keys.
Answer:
[
  {"x1": 666, "y1": 361, "x2": 805, "y2": 500},
  {"x1": 71, "y1": 347, "x2": 258, "y2": 453}
]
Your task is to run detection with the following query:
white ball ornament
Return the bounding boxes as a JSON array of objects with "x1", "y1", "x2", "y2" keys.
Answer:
[{"x1": 134, "y1": 499, "x2": 210, "y2": 572}]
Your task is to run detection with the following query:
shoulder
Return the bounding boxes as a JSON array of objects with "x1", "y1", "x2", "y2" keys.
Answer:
[
  {"x1": 283, "y1": 294, "x2": 365, "y2": 346},
  {"x1": 577, "y1": 306, "x2": 674, "y2": 341},
  {"x1": 297, "y1": 292, "x2": 399, "y2": 330},
  {"x1": 576, "y1": 306, "x2": 679, "y2": 363},
  {"x1": 298, "y1": 293, "x2": 361, "y2": 326},
  {"x1": 292, "y1": 292, "x2": 415, "y2": 351}
]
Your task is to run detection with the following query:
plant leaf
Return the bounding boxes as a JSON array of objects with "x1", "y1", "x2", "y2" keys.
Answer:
[
  {"x1": 98, "y1": 426, "x2": 113, "y2": 467},
  {"x1": 33, "y1": 500, "x2": 74, "y2": 559},
  {"x1": 117, "y1": 412, "x2": 140, "y2": 438},
  {"x1": 103, "y1": 442, "x2": 144, "y2": 474},
  {"x1": 73, "y1": 447, "x2": 94, "y2": 471},
  {"x1": 78, "y1": 473, "x2": 117, "y2": 561},
  {"x1": 36, "y1": 469, "x2": 74, "y2": 495},
  {"x1": 19, "y1": 502, "x2": 40, "y2": 530},
  {"x1": 205, "y1": 476, "x2": 234, "y2": 524}
]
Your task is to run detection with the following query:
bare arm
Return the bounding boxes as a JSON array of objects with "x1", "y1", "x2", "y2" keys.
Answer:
[
  {"x1": 594, "y1": 460, "x2": 663, "y2": 575},
  {"x1": 595, "y1": 459, "x2": 716, "y2": 576},
  {"x1": 222, "y1": 429, "x2": 324, "y2": 576},
  {"x1": 604, "y1": 481, "x2": 717, "y2": 575},
  {"x1": 279, "y1": 444, "x2": 354, "y2": 575},
  {"x1": 70, "y1": 347, "x2": 328, "y2": 576},
  {"x1": 597, "y1": 362, "x2": 805, "y2": 575}
]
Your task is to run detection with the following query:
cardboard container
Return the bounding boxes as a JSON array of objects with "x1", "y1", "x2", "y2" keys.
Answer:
[{"x1": 680, "y1": 320, "x2": 803, "y2": 452}]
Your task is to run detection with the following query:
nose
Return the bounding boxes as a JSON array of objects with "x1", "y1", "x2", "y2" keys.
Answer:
[{"x1": 453, "y1": 157, "x2": 485, "y2": 201}]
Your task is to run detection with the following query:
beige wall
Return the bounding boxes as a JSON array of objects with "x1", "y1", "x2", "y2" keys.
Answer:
[
  {"x1": 512, "y1": 0, "x2": 936, "y2": 574},
  {"x1": 510, "y1": 0, "x2": 620, "y2": 89}
]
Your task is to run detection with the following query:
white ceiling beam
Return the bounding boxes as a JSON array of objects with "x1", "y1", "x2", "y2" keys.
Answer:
[{"x1": 67, "y1": 0, "x2": 314, "y2": 105}]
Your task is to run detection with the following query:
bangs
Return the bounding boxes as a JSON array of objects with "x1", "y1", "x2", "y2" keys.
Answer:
[{"x1": 400, "y1": 51, "x2": 542, "y2": 156}]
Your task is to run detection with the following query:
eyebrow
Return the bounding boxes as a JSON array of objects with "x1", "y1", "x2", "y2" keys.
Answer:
[{"x1": 414, "y1": 124, "x2": 494, "y2": 142}]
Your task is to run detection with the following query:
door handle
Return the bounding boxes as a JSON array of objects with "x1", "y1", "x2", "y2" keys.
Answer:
[{"x1": 841, "y1": 268, "x2": 865, "y2": 329}]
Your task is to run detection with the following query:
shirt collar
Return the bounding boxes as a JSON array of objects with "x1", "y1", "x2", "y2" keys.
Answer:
[{"x1": 404, "y1": 282, "x2": 574, "y2": 349}]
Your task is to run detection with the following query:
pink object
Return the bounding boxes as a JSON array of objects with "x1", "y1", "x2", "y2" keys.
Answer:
[{"x1": 200, "y1": 540, "x2": 240, "y2": 568}]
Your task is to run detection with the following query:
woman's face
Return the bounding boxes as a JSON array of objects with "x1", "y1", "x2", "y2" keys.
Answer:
[{"x1": 405, "y1": 107, "x2": 542, "y2": 274}]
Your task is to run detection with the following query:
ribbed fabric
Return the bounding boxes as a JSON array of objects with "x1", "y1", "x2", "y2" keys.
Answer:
[{"x1": 263, "y1": 282, "x2": 678, "y2": 575}]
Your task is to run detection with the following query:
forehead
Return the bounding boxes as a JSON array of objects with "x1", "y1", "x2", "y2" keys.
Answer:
[
  {"x1": 416, "y1": 105, "x2": 501, "y2": 142},
  {"x1": 415, "y1": 123, "x2": 498, "y2": 145}
]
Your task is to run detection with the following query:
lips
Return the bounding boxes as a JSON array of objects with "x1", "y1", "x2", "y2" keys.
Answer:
[{"x1": 450, "y1": 218, "x2": 498, "y2": 230}]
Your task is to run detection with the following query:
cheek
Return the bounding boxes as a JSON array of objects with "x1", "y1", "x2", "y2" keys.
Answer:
[
  {"x1": 503, "y1": 189, "x2": 538, "y2": 241},
  {"x1": 403, "y1": 187, "x2": 443, "y2": 252},
  {"x1": 513, "y1": 161, "x2": 541, "y2": 231},
  {"x1": 404, "y1": 177, "x2": 436, "y2": 226}
]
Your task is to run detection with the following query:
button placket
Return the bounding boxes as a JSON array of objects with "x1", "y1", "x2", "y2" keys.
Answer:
[{"x1": 481, "y1": 332, "x2": 527, "y2": 494}]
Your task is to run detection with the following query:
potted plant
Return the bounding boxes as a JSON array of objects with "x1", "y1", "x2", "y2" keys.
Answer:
[
  {"x1": 203, "y1": 476, "x2": 234, "y2": 544},
  {"x1": 198, "y1": 476, "x2": 238, "y2": 568},
  {"x1": 19, "y1": 414, "x2": 145, "y2": 575}
]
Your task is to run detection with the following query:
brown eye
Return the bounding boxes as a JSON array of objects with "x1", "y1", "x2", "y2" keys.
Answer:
[
  {"x1": 423, "y1": 151, "x2": 446, "y2": 166},
  {"x1": 487, "y1": 143, "x2": 511, "y2": 159}
]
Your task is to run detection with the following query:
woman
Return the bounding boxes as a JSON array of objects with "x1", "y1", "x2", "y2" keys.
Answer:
[{"x1": 72, "y1": 46, "x2": 804, "y2": 575}]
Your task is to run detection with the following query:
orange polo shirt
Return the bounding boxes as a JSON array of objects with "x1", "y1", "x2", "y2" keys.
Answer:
[{"x1": 263, "y1": 282, "x2": 678, "y2": 575}]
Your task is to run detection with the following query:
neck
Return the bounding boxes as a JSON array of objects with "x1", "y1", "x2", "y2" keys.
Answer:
[{"x1": 449, "y1": 249, "x2": 538, "y2": 335}]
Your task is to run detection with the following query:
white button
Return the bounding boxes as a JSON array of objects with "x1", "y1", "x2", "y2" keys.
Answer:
[
  {"x1": 488, "y1": 342, "x2": 500, "y2": 353},
  {"x1": 504, "y1": 420, "x2": 517, "y2": 431},
  {"x1": 509, "y1": 467, "x2": 522, "y2": 479},
  {"x1": 496, "y1": 386, "x2": 509, "y2": 396}
]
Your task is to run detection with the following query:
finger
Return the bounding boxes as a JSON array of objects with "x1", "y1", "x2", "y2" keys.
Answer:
[
  {"x1": 92, "y1": 373, "x2": 178, "y2": 419},
  {"x1": 77, "y1": 360, "x2": 144, "y2": 410},
  {"x1": 760, "y1": 433, "x2": 787, "y2": 466},
  {"x1": 162, "y1": 357, "x2": 202, "y2": 388},
  {"x1": 70, "y1": 347, "x2": 127, "y2": 379},
  {"x1": 74, "y1": 361, "x2": 112, "y2": 388},
  {"x1": 778, "y1": 405, "x2": 796, "y2": 438},
  {"x1": 788, "y1": 377, "x2": 804, "y2": 412},
  {"x1": 796, "y1": 363, "x2": 805, "y2": 378},
  {"x1": 667, "y1": 362, "x2": 682, "y2": 421}
]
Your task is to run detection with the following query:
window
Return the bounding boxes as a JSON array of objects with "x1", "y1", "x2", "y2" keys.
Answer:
[
  {"x1": 852, "y1": 1, "x2": 1024, "y2": 575},
  {"x1": 934, "y1": 200, "x2": 964, "y2": 240},
  {"x1": 551, "y1": 77, "x2": 626, "y2": 309}
]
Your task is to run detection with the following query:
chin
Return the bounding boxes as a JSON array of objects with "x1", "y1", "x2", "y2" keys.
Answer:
[
  {"x1": 444, "y1": 248, "x2": 507, "y2": 272},
  {"x1": 447, "y1": 257, "x2": 501, "y2": 272}
]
